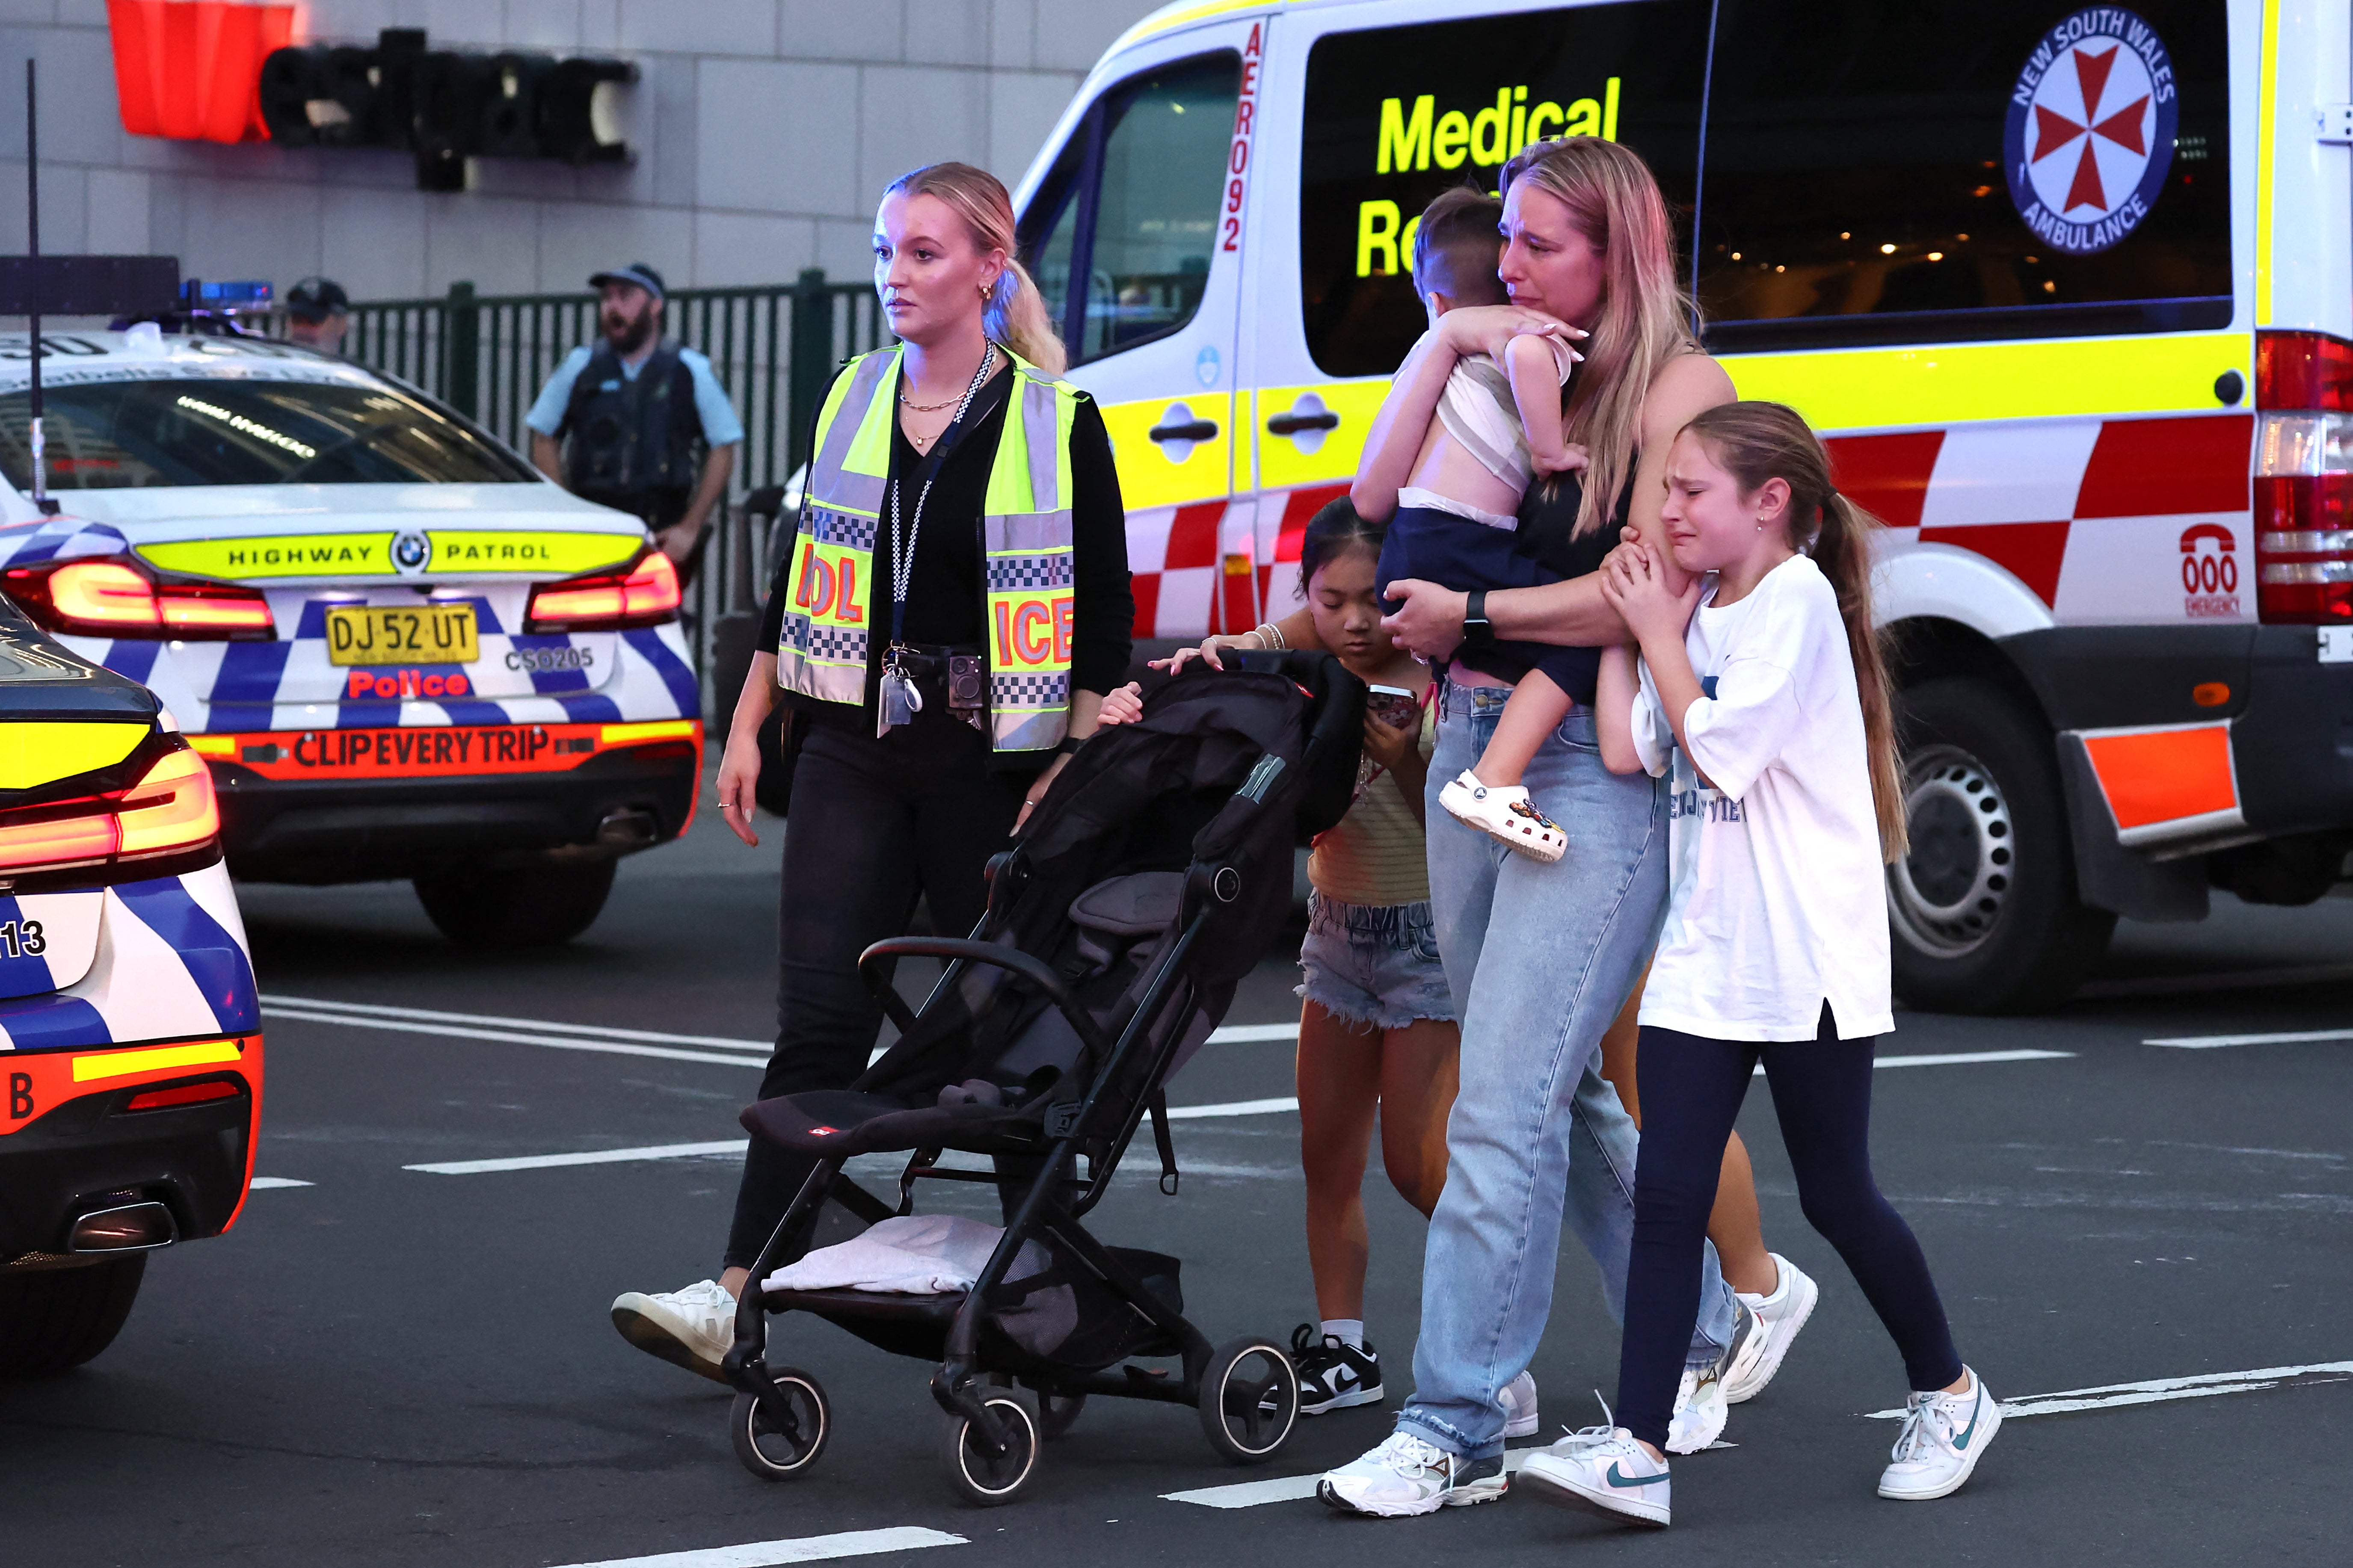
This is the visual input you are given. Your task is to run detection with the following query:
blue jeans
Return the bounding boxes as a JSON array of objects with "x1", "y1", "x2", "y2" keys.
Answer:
[{"x1": 1396, "y1": 682, "x2": 1740, "y2": 1461}]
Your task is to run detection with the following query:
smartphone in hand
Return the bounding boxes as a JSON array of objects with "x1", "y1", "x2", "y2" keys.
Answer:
[{"x1": 1366, "y1": 683, "x2": 1420, "y2": 728}]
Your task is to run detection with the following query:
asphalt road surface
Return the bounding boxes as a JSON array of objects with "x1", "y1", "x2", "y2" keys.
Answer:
[{"x1": 9, "y1": 788, "x2": 2350, "y2": 1567}]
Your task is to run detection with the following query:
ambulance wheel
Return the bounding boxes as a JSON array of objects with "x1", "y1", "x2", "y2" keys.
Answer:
[
  {"x1": 1199, "y1": 1336, "x2": 1297, "y2": 1464},
  {"x1": 0, "y1": 1255, "x2": 145, "y2": 1378},
  {"x1": 413, "y1": 859, "x2": 616, "y2": 948},
  {"x1": 730, "y1": 1367, "x2": 830, "y2": 1479},
  {"x1": 940, "y1": 1391, "x2": 1039, "y2": 1506},
  {"x1": 1887, "y1": 679, "x2": 2114, "y2": 1013}
]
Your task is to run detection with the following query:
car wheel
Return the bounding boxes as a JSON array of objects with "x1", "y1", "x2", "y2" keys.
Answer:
[
  {"x1": 413, "y1": 858, "x2": 617, "y2": 948},
  {"x1": 0, "y1": 1256, "x2": 147, "y2": 1378},
  {"x1": 1887, "y1": 679, "x2": 2114, "y2": 1013}
]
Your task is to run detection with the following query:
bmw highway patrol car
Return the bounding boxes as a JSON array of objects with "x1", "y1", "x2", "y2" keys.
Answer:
[
  {"x1": 0, "y1": 592, "x2": 261, "y2": 1376},
  {"x1": 0, "y1": 327, "x2": 702, "y2": 945}
]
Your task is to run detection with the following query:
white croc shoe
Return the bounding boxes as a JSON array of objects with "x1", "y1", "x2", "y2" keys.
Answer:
[{"x1": 1439, "y1": 771, "x2": 1566, "y2": 863}]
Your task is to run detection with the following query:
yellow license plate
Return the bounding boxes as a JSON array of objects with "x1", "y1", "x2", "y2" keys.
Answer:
[{"x1": 325, "y1": 604, "x2": 480, "y2": 667}]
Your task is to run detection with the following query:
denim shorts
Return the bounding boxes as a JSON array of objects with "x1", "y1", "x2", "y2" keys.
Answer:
[{"x1": 1296, "y1": 892, "x2": 1458, "y2": 1031}]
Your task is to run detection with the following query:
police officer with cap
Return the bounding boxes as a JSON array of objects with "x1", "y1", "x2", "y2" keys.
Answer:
[
  {"x1": 526, "y1": 262, "x2": 744, "y2": 575},
  {"x1": 284, "y1": 276, "x2": 350, "y2": 354}
]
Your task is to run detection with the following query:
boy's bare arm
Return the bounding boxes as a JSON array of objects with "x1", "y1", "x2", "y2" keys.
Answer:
[
  {"x1": 1506, "y1": 334, "x2": 1571, "y2": 471},
  {"x1": 1351, "y1": 330, "x2": 1456, "y2": 524}
]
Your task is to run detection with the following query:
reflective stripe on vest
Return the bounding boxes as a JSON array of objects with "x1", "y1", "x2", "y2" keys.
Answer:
[{"x1": 777, "y1": 346, "x2": 1079, "y2": 751}]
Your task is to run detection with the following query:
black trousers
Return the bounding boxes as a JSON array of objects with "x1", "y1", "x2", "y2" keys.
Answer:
[
  {"x1": 1615, "y1": 1007, "x2": 1964, "y2": 1450},
  {"x1": 722, "y1": 709, "x2": 1027, "y2": 1268}
]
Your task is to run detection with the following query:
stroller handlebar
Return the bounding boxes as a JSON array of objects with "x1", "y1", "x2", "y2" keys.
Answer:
[{"x1": 857, "y1": 936, "x2": 1114, "y2": 1063}]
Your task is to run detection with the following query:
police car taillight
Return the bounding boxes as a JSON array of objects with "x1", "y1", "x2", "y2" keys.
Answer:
[
  {"x1": 0, "y1": 743, "x2": 220, "y2": 877},
  {"x1": 2253, "y1": 330, "x2": 2353, "y2": 624},
  {"x1": 0, "y1": 560, "x2": 276, "y2": 640},
  {"x1": 523, "y1": 550, "x2": 680, "y2": 633}
]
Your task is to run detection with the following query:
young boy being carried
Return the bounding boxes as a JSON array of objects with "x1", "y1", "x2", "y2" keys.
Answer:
[{"x1": 1371, "y1": 188, "x2": 1586, "y2": 863}]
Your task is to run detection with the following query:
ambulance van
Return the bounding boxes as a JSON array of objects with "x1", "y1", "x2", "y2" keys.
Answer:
[{"x1": 1015, "y1": 0, "x2": 2352, "y2": 1010}]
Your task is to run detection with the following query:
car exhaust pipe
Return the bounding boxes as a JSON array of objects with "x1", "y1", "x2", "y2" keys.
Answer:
[
  {"x1": 68, "y1": 1200, "x2": 178, "y2": 1254},
  {"x1": 595, "y1": 808, "x2": 658, "y2": 849}
]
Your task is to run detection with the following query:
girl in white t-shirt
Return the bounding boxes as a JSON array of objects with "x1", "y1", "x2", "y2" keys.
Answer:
[{"x1": 1515, "y1": 402, "x2": 1998, "y2": 1527}]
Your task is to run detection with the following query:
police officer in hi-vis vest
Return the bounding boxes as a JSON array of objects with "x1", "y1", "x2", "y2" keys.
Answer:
[
  {"x1": 526, "y1": 262, "x2": 744, "y2": 581},
  {"x1": 609, "y1": 164, "x2": 1132, "y2": 1376}
]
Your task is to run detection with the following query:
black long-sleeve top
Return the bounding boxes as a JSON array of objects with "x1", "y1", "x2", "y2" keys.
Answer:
[{"x1": 760, "y1": 360, "x2": 1133, "y2": 757}]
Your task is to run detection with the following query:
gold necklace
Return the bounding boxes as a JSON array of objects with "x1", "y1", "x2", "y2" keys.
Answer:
[{"x1": 899, "y1": 349, "x2": 993, "y2": 412}]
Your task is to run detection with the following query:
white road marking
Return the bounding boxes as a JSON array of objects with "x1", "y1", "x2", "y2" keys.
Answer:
[
  {"x1": 1862, "y1": 1360, "x2": 2353, "y2": 1421},
  {"x1": 548, "y1": 1527, "x2": 967, "y2": 1568},
  {"x1": 1165, "y1": 1095, "x2": 1300, "y2": 1120},
  {"x1": 247, "y1": 1177, "x2": 313, "y2": 1189},
  {"x1": 258, "y1": 993, "x2": 771, "y2": 1051},
  {"x1": 260, "y1": 1006, "x2": 767, "y2": 1069},
  {"x1": 1163, "y1": 1444, "x2": 1731, "y2": 1509},
  {"x1": 406, "y1": 1140, "x2": 748, "y2": 1175},
  {"x1": 1750, "y1": 1048, "x2": 2071, "y2": 1076},
  {"x1": 1208, "y1": 1023, "x2": 1300, "y2": 1044},
  {"x1": 2145, "y1": 1027, "x2": 2353, "y2": 1049}
]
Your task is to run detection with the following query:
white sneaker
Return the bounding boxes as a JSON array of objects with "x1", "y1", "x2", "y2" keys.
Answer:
[
  {"x1": 1518, "y1": 1422, "x2": 1671, "y2": 1527},
  {"x1": 1438, "y1": 771, "x2": 1566, "y2": 863},
  {"x1": 1317, "y1": 1430, "x2": 1509, "y2": 1517},
  {"x1": 1723, "y1": 1253, "x2": 1818, "y2": 1404},
  {"x1": 1499, "y1": 1369, "x2": 1539, "y2": 1439},
  {"x1": 1878, "y1": 1369, "x2": 2001, "y2": 1501},
  {"x1": 610, "y1": 1278, "x2": 739, "y2": 1383},
  {"x1": 1665, "y1": 1357, "x2": 1728, "y2": 1454}
]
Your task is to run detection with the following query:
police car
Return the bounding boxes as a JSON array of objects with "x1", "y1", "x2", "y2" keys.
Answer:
[
  {"x1": 0, "y1": 327, "x2": 702, "y2": 946},
  {"x1": 1018, "y1": 0, "x2": 2351, "y2": 1010},
  {"x1": 0, "y1": 593, "x2": 260, "y2": 1376}
]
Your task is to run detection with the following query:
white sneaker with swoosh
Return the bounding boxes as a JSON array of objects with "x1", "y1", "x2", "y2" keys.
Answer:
[
  {"x1": 1517, "y1": 1421, "x2": 1672, "y2": 1527},
  {"x1": 1878, "y1": 1368, "x2": 2001, "y2": 1500}
]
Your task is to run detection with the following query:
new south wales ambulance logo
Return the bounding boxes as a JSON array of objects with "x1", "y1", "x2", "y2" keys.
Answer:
[{"x1": 2003, "y1": 7, "x2": 2177, "y2": 255}]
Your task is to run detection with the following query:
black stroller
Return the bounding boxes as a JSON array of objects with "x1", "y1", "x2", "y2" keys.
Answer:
[{"x1": 719, "y1": 653, "x2": 1364, "y2": 1505}]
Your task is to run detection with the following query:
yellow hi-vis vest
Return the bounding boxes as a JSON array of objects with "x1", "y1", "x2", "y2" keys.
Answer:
[{"x1": 777, "y1": 345, "x2": 1080, "y2": 753}]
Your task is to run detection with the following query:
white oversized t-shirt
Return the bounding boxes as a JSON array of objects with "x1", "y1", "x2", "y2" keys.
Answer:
[{"x1": 1629, "y1": 553, "x2": 1894, "y2": 1041}]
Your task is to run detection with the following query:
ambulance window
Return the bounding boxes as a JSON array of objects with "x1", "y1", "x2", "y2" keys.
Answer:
[
  {"x1": 1019, "y1": 53, "x2": 1242, "y2": 367},
  {"x1": 1298, "y1": 2, "x2": 1714, "y2": 379},
  {"x1": 1697, "y1": 0, "x2": 2233, "y2": 349}
]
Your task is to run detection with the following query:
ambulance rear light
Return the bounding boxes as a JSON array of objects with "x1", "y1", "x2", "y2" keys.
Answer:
[
  {"x1": 0, "y1": 559, "x2": 276, "y2": 640},
  {"x1": 2254, "y1": 409, "x2": 2353, "y2": 623},
  {"x1": 0, "y1": 742, "x2": 221, "y2": 879},
  {"x1": 523, "y1": 549, "x2": 680, "y2": 633},
  {"x1": 2255, "y1": 330, "x2": 2353, "y2": 412}
]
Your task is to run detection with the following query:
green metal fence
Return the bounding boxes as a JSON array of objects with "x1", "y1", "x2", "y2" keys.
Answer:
[
  {"x1": 334, "y1": 269, "x2": 889, "y2": 493},
  {"x1": 314, "y1": 272, "x2": 890, "y2": 715}
]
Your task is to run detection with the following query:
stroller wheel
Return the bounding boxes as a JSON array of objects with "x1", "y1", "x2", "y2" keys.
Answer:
[
  {"x1": 940, "y1": 1391, "x2": 1040, "y2": 1506},
  {"x1": 1037, "y1": 1390, "x2": 1086, "y2": 1441},
  {"x1": 730, "y1": 1367, "x2": 830, "y2": 1480},
  {"x1": 1198, "y1": 1337, "x2": 1298, "y2": 1465}
]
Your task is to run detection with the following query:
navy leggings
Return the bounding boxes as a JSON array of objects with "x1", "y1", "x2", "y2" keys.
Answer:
[{"x1": 1615, "y1": 1009, "x2": 1963, "y2": 1449}]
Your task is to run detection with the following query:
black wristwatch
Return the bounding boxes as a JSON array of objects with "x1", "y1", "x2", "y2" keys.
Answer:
[
  {"x1": 1461, "y1": 589, "x2": 1496, "y2": 653},
  {"x1": 1055, "y1": 735, "x2": 1086, "y2": 756}
]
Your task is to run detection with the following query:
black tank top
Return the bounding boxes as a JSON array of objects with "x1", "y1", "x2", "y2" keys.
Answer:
[{"x1": 1496, "y1": 462, "x2": 1636, "y2": 705}]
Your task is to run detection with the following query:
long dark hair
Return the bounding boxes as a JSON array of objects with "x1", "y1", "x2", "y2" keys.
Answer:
[
  {"x1": 1680, "y1": 402, "x2": 1906, "y2": 861},
  {"x1": 1295, "y1": 497, "x2": 1384, "y2": 596}
]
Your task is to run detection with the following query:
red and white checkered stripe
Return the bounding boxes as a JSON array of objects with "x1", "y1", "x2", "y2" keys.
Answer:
[
  {"x1": 1829, "y1": 413, "x2": 2255, "y2": 624},
  {"x1": 1125, "y1": 483, "x2": 1349, "y2": 640}
]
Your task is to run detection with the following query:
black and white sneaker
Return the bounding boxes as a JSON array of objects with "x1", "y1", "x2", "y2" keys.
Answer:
[{"x1": 1292, "y1": 1323, "x2": 1384, "y2": 1414}]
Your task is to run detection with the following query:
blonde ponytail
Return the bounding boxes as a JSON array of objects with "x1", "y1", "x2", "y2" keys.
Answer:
[
  {"x1": 1682, "y1": 401, "x2": 1908, "y2": 862},
  {"x1": 884, "y1": 161, "x2": 1068, "y2": 376}
]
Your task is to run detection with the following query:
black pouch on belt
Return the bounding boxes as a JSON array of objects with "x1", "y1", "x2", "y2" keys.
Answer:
[{"x1": 893, "y1": 643, "x2": 987, "y2": 732}]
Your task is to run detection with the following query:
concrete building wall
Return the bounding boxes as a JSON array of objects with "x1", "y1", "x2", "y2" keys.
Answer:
[{"x1": 0, "y1": 0, "x2": 1165, "y2": 302}]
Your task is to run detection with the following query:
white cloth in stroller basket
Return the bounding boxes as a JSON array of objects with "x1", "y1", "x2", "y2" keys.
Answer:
[{"x1": 764, "y1": 1215, "x2": 1048, "y2": 1296}]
